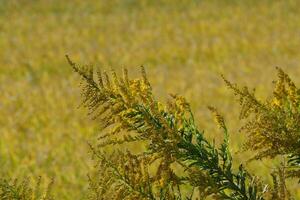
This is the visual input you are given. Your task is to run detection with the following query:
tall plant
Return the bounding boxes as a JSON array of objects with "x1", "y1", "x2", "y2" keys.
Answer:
[{"x1": 68, "y1": 56, "x2": 283, "y2": 199}]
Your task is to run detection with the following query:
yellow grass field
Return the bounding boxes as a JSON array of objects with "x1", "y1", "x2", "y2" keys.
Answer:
[{"x1": 1, "y1": 0, "x2": 300, "y2": 199}]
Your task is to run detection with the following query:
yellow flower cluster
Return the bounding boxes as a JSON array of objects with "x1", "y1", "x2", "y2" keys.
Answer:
[
  {"x1": 208, "y1": 106, "x2": 227, "y2": 131},
  {"x1": 225, "y1": 67, "x2": 300, "y2": 172},
  {"x1": 68, "y1": 57, "x2": 188, "y2": 199},
  {"x1": 272, "y1": 67, "x2": 299, "y2": 111}
]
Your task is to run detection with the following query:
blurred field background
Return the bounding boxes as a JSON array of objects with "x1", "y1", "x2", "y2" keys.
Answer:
[{"x1": 1, "y1": 0, "x2": 300, "y2": 199}]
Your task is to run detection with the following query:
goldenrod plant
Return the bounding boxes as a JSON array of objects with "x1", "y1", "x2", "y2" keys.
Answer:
[{"x1": 67, "y1": 55, "x2": 279, "y2": 199}]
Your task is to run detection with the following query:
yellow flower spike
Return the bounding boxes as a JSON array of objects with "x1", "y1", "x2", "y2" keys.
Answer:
[
  {"x1": 208, "y1": 106, "x2": 226, "y2": 131},
  {"x1": 103, "y1": 71, "x2": 111, "y2": 89},
  {"x1": 111, "y1": 70, "x2": 119, "y2": 88},
  {"x1": 122, "y1": 67, "x2": 129, "y2": 86},
  {"x1": 140, "y1": 65, "x2": 151, "y2": 88}
]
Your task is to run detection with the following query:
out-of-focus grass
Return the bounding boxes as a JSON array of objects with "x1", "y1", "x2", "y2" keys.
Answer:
[{"x1": 1, "y1": 0, "x2": 300, "y2": 199}]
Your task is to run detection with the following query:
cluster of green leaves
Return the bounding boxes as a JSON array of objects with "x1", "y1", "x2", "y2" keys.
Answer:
[{"x1": 177, "y1": 109, "x2": 267, "y2": 199}]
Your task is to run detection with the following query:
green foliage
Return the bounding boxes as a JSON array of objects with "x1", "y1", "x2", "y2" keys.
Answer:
[{"x1": 177, "y1": 109, "x2": 266, "y2": 200}]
